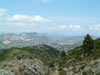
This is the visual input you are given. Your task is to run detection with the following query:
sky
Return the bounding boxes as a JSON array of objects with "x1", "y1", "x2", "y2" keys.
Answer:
[{"x1": 0, "y1": 0, "x2": 100, "y2": 36}]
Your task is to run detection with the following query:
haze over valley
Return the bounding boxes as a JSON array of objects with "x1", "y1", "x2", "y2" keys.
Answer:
[{"x1": 0, "y1": 32, "x2": 84, "y2": 51}]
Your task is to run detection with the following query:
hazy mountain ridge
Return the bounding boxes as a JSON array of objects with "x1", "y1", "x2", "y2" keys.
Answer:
[{"x1": 0, "y1": 32, "x2": 84, "y2": 50}]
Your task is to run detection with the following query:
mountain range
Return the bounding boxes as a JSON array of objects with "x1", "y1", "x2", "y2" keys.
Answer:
[{"x1": 0, "y1": 32, "x2": 86, "y2": 50}]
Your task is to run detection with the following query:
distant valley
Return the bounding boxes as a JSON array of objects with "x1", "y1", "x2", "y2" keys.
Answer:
[{"x1": 0, "y1": 32, "x2": 84, "y2": 51}]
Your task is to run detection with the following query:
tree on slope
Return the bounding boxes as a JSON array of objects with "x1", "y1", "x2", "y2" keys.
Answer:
[
  {"x1": 82, "y1": 34, "x2": 94, "y2": 54},
  {"x1": 61, "y1": 50, "x2": 66, "y2": 58}
]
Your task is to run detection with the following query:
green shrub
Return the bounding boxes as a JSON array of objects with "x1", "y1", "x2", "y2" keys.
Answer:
[{"x1": 59, "y1": 71, "x2": 66, "y2": 75}]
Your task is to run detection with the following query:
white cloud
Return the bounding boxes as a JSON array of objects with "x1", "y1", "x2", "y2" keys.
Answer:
[
  {"x1": 69, "y1": 25, "x2": 80, "y2": 30},
  {"x1": 33, "y1": 16, "x2": 49, "y2": 22},
  {"x1": 89, "y1": 24, "x2": 100, "y2": 32},
  {"x1": 0, "y1": 8, "x2": 49, "y2": 33},
  {"x1": 9, "y1": 15, "x2": 49, "y2": 23},
  {"x1": 60, "y1": 24, "x2": 81, "y2": 30},
  {"x1": 12, "y1": 15, "x2": 28, "y2": 20}
]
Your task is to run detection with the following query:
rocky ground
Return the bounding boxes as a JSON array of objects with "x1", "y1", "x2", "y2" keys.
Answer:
[
  {"x1": 0, "y1": 59, "x2": 48, "y2": 75},
  {"x1": 60, "y1": 58, "x2": 100, "y2": 75}
]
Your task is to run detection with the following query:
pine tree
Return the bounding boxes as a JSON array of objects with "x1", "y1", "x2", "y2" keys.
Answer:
[
  {"x1": 82, "y1": 34, "x2": 94, "y2": 54},
  {"x1": 61, "y1": 50, "x2": 66, "y2": 57}
]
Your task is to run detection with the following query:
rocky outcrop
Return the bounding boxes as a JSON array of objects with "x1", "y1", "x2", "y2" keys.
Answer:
[
  {"x1": 61, "y1": 59, "x2": 100, "y2": 75},
  {"x1": 0, "y1": 59, "x2": 48, "y2": 75},
  {"x1": 0, "y1": 70, "x2": 15, "y2": 75}
]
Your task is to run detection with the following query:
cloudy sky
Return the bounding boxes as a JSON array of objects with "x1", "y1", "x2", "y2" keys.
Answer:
[{"x1": 0, "y1": 0, "x2": 100, "y2": 36}]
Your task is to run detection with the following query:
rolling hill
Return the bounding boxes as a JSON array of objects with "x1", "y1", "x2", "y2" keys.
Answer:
[{"x1": 0, "y1": 44, "x2": 60, "y2": 75}]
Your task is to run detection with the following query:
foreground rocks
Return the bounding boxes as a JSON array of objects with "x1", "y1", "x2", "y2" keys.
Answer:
[
  {"x1": 0, "y1": 59, "x2": 48, "y2": 75},
  {"x1": 0, "y1": 70, "x2": 15, "y2": 75},
  {"x1": 61, "y1": 59, "x2": 100, "y2": 75}
]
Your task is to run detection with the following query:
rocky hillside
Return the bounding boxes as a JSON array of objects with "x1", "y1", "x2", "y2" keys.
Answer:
[
  {"x1": 54, "y1": 35, "x2": 100, "y2": 75},
  {"x1": 0, "y1": 59, "x2": 48, "y2": 75},
  {"x1": 0, "y1": 44, "x2": 60, "y2": 75}
]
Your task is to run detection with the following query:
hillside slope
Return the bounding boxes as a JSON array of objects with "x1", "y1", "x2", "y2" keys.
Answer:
[
  {"x1": 57, "y1": 38, "x2": 100, "y2": 75},
  {"x1": 0, "y1": 44, "x2": 60, "y2": 75}
]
